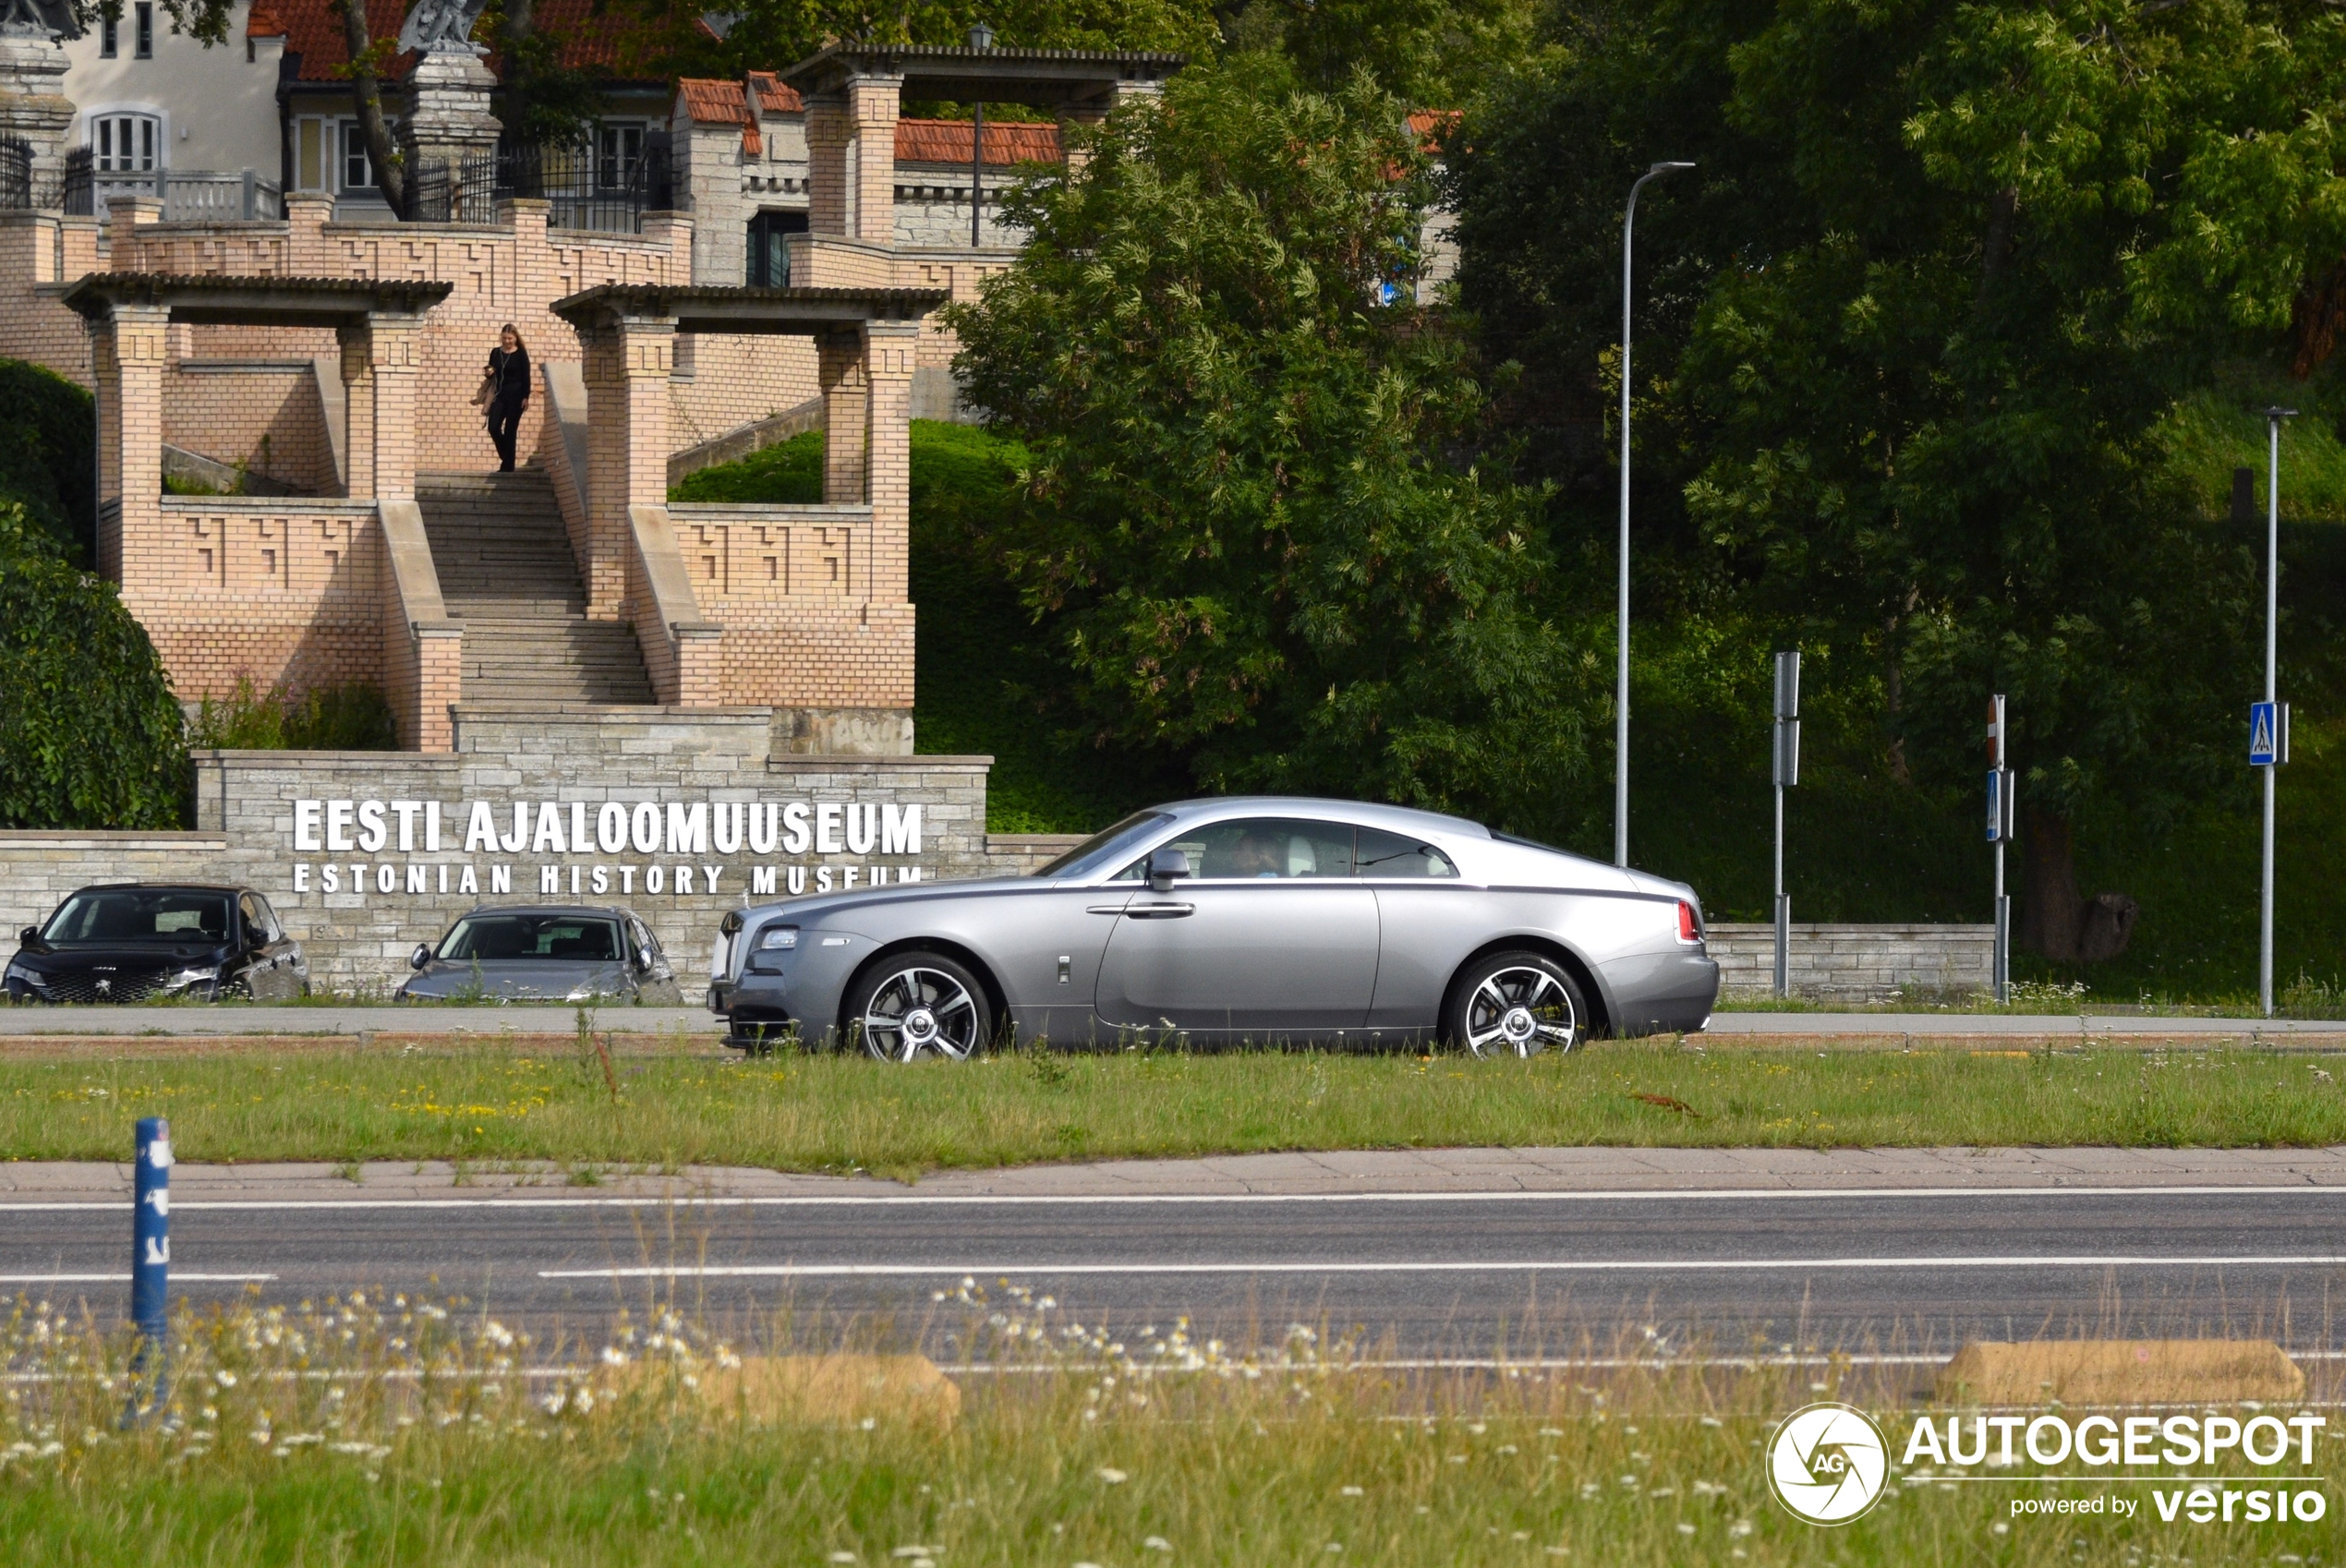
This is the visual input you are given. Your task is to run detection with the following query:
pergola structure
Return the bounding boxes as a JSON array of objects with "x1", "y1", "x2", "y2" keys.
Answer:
[
  {"x1": 62, "y1": 273, "x2": 462, "y2": 748},
  {"x1": 779, "y1": 44, "x2": 1183, "y2": 245},
  {"x1": 549, "y1": 283, "x2": 947, "y2": 718}
]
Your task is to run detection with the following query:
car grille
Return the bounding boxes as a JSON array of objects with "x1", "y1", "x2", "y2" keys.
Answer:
[{"x1": 28, "y1": 968, "x2": 173, "y2": 1004}]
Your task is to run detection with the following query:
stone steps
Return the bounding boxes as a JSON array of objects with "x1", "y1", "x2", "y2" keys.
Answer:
[{"x1": 416, "y1": 468, "x2": 656, "y2": 706}]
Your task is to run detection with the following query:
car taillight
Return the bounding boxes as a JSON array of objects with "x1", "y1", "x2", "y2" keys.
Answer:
[{"x1": 1677, "y1": 901, "x2": 1701, "y2": 943}]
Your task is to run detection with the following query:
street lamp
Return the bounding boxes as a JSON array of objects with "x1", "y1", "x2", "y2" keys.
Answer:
[
  {"x1": 1616, "y1": 160, "x2": 1694, "y2": 868},
  {"x1": 2259, "y1": 405, "x2": 2296, "y2": 1017},
  {"x1": 968, "y1": 23, "x2": 995, "y2": 249}
]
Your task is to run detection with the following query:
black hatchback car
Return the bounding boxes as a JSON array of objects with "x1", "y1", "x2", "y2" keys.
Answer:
[{"x1": 5, "y1": 884, "x2": 308, "y2": 1003}]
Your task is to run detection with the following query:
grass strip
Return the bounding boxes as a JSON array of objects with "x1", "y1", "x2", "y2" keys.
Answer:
[
  {"x1": 2, "y1": 1042, "x2": 2342, "y2": 1173},
  {"x1": 3, "y1": 1285, "x2": 2334, "y2": 1566}
]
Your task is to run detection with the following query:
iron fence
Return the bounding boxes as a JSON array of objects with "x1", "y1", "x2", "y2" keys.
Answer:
[{"x1": 409, "y1": 135, "x2": 671, "y2": 233}]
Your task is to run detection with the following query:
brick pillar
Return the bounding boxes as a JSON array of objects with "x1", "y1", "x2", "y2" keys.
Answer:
[
  {"x1": 336, "y1": 323, "x2": 375, "y2": 500},
  {"x1": 581, "y1": 315, "x2": 674, "y2": 618},
  {"x1": 863, "y1": 318, "x2": 918, "y2": 603},
  {"x1": 804, "y1": 90, "x2": 852, "y2": 236},
  {"x1": 818, "y1": 330, "x2": 866, "y2": 503},
  {"x1": 848, "y1": 74, "x2": 901, "y2": 246},
  {"x1": 284, "y1": 191, "x2": 334, "y2": 271},
  {"x1": 95, "y1": 302, "x2": 169, "y2": 591},
  {"x1": 367, "y1": 312, "x2": 423, "y2": 501}
]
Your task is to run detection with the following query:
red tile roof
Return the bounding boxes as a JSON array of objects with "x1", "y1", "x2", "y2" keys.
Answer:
[
  {"x1": 676, "y1": 78, "x2": 749, "y2": 126},
  {"x1": 894, "y1": 119, "x2": 1062, "y2": 167},
  {"x1": 271, "y1": 0, "x2": 666, "y2": 85},
  {"x1": 245, "y1": 1, "x2": 286, "y2": 39},
  {"x1": 746, "y1": 71, "x2": 803, "y2": 115}
]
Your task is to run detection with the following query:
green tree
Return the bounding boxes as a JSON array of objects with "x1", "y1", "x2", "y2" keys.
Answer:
[
  {"x1": 1453, "y1": 0, "x2": 2346, "y2": 960},
  {"x1": 948, "y1": 54, "x2": 1596, "y2": 828}
]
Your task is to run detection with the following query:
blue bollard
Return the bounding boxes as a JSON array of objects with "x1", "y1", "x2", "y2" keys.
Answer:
[{"x1": 132, "y1": 1117, "x2": 170, "y2": 1348}]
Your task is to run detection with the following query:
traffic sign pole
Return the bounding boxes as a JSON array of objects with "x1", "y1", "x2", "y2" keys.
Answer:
[
  {"x1": 1772, "y1": 652, "x2": 1799, "y2": 998},
  {"x1": 2259, "y1": 409, "x2": 2294, "y2": 1019},
  {"x1": 1987, "y1": 695, "x2": 2012, "y2": 1005},
  {"x1": 129, "y1": 1116, "x2": 170, "y2": 1419}
]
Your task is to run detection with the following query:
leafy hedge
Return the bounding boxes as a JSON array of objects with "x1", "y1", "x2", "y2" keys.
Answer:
[{"x1": 0, "y1": 358, "x2": 187, "y2": 829}]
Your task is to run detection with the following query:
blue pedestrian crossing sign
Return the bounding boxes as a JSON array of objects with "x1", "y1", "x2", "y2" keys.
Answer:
[{"x1": 2249, "y1": 701, "x2": 2290, "y2": 766}]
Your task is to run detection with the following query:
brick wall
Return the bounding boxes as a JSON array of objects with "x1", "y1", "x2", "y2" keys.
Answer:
[
  {"x1": 1707, "y1": 923, "x2": 1996, "y2": 1002},
  {"x1": 129, "y1": 499, "x2": 386, "y2": 700}
]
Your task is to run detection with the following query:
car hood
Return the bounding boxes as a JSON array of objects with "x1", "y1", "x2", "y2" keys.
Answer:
[
  {"x1": 402, "y1": 960, "x2": 634, "y2": 999},
  {"x1": 11, "y1": 943, "x2": 233, "y2": 971}
]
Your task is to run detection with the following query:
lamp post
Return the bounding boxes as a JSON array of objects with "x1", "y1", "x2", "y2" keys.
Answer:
[
  {"x1": 1616, "y1": 160, "x2": 1695, "y2": 868},
  {"x1": 2258, "y1": 406, "x2": 2295, "y2": 1017},
  {"x1": 967, "y1": 23, "x2": 995, "y2": 250}
]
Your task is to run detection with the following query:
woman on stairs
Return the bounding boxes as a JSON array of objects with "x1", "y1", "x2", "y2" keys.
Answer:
[{"x1": 477, "y1": 324, "x2": 531, "y2": 472}]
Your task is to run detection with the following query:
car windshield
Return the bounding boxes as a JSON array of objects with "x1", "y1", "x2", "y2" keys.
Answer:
[
  {"x1": 1031, "y1": 811, "x2": 1171, "y2": 879},
  {"x1": 439, "y1": 914, "x2": 623, "y2": 963},
  {"x1": 41, "y1": 888, "x2": 233, "y2": 945}
]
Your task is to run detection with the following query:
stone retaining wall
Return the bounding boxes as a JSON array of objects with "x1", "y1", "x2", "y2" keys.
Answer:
[
  {"x1": 1708, "y1": 923, "x2": 1995, "y2": 1002},
  {"x1": 1, "y1": 708, "x2": 1051, "y2": 997}
]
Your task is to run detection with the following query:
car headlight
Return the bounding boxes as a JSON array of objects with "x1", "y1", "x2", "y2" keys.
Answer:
[
  {"x1": 162, "y1": 966, "x2": 220, "y2": 993},
  {"x1": 758, "y1": 926, "x2": 799, "y2": 951},
  {"x1": 5, "y1": 958, "x2": 34, "y2": 983}
]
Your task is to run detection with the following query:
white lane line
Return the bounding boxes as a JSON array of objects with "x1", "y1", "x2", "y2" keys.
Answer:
[
  {"x1": 538, "y1": 1253, "x2": 2346, "y2": 1280},
  {"x1": 7, "y1": 1182, "x2": 2346, "y2": 1212},
  {"x1": 0, "y1": 1272, "x2": 277, "y2": 1283}
]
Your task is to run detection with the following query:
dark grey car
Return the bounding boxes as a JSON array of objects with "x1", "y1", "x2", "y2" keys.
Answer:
[
  {"x1": 397, "y1": 905, "x2": 683, "y2": 1004},
  {"x1": 708, "y1": 797, "x2": 1719, "y2": 1058}
]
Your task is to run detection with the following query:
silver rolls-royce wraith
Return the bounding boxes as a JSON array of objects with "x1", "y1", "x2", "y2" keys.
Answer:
[{"x1": 709, "y1": 797, "x2": 1719, "y2": 1059}]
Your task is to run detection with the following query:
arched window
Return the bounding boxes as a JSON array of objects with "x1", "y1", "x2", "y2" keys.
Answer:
[{"x1": 91, "y1": 112, "x2": 163, "y2": 174}]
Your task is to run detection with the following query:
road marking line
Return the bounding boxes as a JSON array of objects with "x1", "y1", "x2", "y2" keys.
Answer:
[
  {"x1": 0, "y1": 1272, "x2": 277, "y2": 1283},
  {"x1": 537, "y1": 1254, "x2": 2346, "y2": 1280},
  {"x1": 8, "y1": 1183, "x2": 2346, "y2": 1212}
]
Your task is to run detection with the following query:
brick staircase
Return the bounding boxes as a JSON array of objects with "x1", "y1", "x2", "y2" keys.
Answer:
[{"x1": 417, "y1": 468, "x2": 657, "y2": 705}]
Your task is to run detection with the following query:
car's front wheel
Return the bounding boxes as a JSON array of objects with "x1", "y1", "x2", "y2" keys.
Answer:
[
  {"x1": 1442, "y1": 950, "x2": 1587, "y2": 1057},
  {"x1": 844, "y1": 951, "x2": 994, "y2": 1063}
]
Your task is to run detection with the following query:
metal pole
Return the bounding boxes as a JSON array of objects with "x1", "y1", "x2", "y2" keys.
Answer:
[
  {"x1": 1994, "y1": 839, "x2": 2009, "y2": 1005},
  {"x1": 2261, "y1": 408, "x2": 2290, "y2": 1017},
  {"x1": 971, "y1": 98, "x2": 984, "y2": 249},
  {"x1": 1772, "y1": 784, "x2": 1784, "y2": 993},
  {"x1": 1616, "y1": 160, "x2": 1692, "y2": 868}
]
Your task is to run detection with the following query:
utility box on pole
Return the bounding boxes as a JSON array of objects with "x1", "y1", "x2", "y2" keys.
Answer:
[
  {"x1": 1772, "y1": 652, "x2": 1800, "y2": 997},
  {"x1": 1985, "y1": 694, "x2": 2014, "y2": 1004}
]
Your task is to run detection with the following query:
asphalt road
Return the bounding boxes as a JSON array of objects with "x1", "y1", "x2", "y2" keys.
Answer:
[{"x1": 9, "y1": 1187, "x2": 2346, "y2": 1362}]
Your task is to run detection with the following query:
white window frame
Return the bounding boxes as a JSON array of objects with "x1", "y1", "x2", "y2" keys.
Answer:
[
  {"x1": 82, "y1": 104, "x2": 169, "y2": 175},
  {"x1": 596, "y1": 120, "x2": 647, "y2": 189},
  {"x1": 339, "y1": 120, "x2": 376, "y2": 194},
  {"x1": 132, "y1": 1, "x2": 152, "y2": 59}
]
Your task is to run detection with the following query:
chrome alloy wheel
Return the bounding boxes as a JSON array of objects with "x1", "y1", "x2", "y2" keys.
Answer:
[
  {"x1": 861, "y1": 966, "x2": 982, "y2": 1061},
  {"x1": 1462, "y1": 964, "x2": 1578, "y2": 1057}
]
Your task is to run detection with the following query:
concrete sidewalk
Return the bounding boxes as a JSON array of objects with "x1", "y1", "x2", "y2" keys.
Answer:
[
  {"x1": 2, "y1": 1006, "x2": 2341, "y2": 1041},
  {"x1": 10, "y1": 1144, "x2": 2346, "y2": 1205}
]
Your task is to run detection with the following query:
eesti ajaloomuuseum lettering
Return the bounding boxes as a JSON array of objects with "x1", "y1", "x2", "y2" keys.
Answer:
[{"x1": 285, "y1": 796, "x2": 929, "y2": 900}]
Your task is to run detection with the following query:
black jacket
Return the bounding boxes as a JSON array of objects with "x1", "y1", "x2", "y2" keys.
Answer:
[{"x1": 487, "y1": 345, "x2": 531, "y2": 404}]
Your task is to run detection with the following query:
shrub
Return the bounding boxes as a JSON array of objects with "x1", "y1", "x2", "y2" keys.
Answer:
[
  {"x1": 0, "y1": 501, "x2": 187, "y2": 829},
  {"x1": 0, "y1": 357, "x2": 95, "y2": 564},
  {"x1": 187, "y1": 676, "x2": 398, "y2": 751}
]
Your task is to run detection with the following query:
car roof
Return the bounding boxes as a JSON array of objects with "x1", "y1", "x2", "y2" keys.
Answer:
[
  {"x1": 1146, "y1": 796, "x2": 1492, "y2": 839},
  {"x1": 67, "y1": 882, "x2": 253, "y2": 897}
]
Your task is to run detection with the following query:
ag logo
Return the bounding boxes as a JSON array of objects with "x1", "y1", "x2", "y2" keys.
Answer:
[{"x1": 1766, "y1": 1401, "x2": 1889, "y2": 1526}]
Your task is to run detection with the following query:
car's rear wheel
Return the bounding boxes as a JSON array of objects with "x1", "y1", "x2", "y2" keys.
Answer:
[
  {"x1": 1443, "y1": 950, "x2": 1586, "y2": 1056},
  {"x1": 845, "y1": 951, "x2": 993, "y2": 1063}
]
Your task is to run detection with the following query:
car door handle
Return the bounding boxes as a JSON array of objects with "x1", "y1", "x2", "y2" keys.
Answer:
[
  {"x1": 1126, "y1": 903, "x2": 1194, "y2": 919},
  {"x1": 1085, "y1": 905, "x2": 1131, "y2": 915}
]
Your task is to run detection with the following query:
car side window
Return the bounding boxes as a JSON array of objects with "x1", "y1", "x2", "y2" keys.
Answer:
[
  {"x1": 250, "y1": 895, "x2": 284, "y2": 942},
  {"x1": 1356, "y1": 826, "x2": 1459, "y2": 878},
  {"x1": 631, "y1": 920, "x2": 659, "y2": 959},
  {"x1": 238, "y1": 893, "x2": 267, "y2": 942},
  {"x1": 1180, "y1": 818, "x2": 1356, "y2": 880}
]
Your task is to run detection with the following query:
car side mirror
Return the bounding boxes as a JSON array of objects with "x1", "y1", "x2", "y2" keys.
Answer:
[
  {"x1": 409, "y1": 944, "x2": 432, "y2": 971},
  {"x1": 18, "y1": 927, "x2": 35, "y2": 947},
  {"x1": 1147, "y1": 848, "x2": 1192, "y2": 892},
  {"x1": 633, "y1": 949, "x2": 654, "y2": 973}
]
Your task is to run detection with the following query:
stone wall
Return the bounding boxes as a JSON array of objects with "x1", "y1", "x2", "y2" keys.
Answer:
[
  {"x1": 0, "y1": 711, "x2": 1051, "y2": 998},
  {"x1": 1707, "y1": 923, "x2": 1996, "y2": 1002}
]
